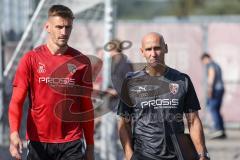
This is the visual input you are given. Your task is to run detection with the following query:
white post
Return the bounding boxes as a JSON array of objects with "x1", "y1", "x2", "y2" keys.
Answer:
[
  {"x1": 103, "y1": 0, "x2": 116, "y2": 90},
  {"x1": 201, "y1": 23, "x2": 209, "y2": 126},
  {"x1": 0, "y1": 29, "x2": 4, "y2": 144},
  {"x1": 202, "y1": 23, "x2": 208, "y2": 106}
]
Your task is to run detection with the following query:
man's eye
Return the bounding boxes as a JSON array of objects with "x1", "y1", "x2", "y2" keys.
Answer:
[
  {"x1": 66, "y1": 26, "x2": 72, "y2": 29},
  {"x1": 145, "y1": 48, "x2": 152, "y2": 51},
  {"x1": 145, "y1": 47, "x2": 161, "y2": 51},
  {"x1": 56, "y1": 26, "x2": 63, "y2": 29},
  {"x1": 154, "y1": 47, "x2": 161, "y2": 51}
]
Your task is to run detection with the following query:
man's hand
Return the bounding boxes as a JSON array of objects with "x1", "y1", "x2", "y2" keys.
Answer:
[
  {"x1": 106, "y1": 88, "x2": 117, "y2": 96},
  {"x1": 9, "y1": 132, "x2": 22, "y2": 160},
  {"x1": 125, "y1": 151, "x2": 133, "y2": 160},
  {"x1": 85, "y1": 145, "x2": 94, "y2": 160},
  {"x1": 207, "y1": 88, "x2": 213, "y2": 98}
]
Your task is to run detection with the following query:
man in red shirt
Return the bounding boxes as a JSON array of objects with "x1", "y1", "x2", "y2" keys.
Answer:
[{"x1": 8, "y1": 5, "x2": 94, "y2": 160}]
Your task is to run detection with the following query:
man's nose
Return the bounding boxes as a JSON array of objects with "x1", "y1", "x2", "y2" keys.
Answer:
[
  {"x1": 61, "y1": 27, "x2": 67, "y2": 35},
  {"x1": 150, "y1": 49, "x2": 157, "y2": 57}
]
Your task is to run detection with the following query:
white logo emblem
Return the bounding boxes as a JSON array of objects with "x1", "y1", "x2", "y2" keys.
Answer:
[
  {"x1": 169, "y1": 83, "x2": 179, "y2": 94},
  {"x1": 67, "y1": 63, "x2": 77, "y2": 74},
  {"x1": 37, "y1": 63, "x2": 46, "y2": 73},
  {"x1": 138, "y1": 86, "x2": 146, "y2": 91},
  {"x1": 130, "y1": 85, "x2": 159, "y2": 93}
]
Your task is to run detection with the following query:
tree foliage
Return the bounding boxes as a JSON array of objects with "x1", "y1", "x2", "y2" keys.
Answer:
[{"x1": 117, "y1": 0, "x2": 240, "y2": 19}]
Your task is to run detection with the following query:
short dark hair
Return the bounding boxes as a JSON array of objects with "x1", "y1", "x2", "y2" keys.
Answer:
[
  {"x1": 48, "y1": 5, "x2": 74, "y2": 19},
  {"x1": 201, "y1": 52, "x2": 211, "y2": 60}
]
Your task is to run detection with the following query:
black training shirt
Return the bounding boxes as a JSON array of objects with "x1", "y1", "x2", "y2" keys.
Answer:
[{"x1": 117, "y1": 67, "x2": 200, "y2": 160}]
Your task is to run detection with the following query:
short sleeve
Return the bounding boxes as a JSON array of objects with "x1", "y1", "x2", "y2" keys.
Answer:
[
  {"x1": 117, "y1": 77, "x2": 133, "y2": 118},
  {"x1": 13, "y1": 53, "x2": 31, "y2": 90},
  {"x1": 183, "y1": 75, "x2": 201, "y2": 113}
]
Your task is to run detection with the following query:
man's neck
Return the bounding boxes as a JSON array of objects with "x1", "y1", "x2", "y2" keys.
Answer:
[
  {"x1": 112, "y1": 52, "x2": 123, "y2": 62},
  {"x1": 46, "y1": 41, "x2": 68, "y2": 55},
  {"x1": 146, "y1": 64, "x2": 167, "y2": 76}
]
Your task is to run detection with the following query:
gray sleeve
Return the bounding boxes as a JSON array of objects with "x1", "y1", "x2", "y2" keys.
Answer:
[{"x1": 117, "y1": 77, "x2": 133, "y2": 118}]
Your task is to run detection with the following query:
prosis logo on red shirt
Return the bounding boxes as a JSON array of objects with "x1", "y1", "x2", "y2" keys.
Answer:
[{"x1": 38, "y1": 77, "x2": 75, "y2": 86}]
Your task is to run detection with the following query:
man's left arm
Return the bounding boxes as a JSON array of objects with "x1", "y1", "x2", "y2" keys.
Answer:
[
  {"x1": 81, "y1": 60, "x2": 94, "y2": 160},
  {"x1": 81, "y1": 96, "x2": 94, "y2": 160},
  {"x1": 185, "y1": 111, "x2": 209, "y2": 160},
  {"x1": 207, "y1": 66, "x2": 215, "y2": 98}
]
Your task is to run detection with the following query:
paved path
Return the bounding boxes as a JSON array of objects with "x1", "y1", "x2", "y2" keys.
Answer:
[
  {"x1": 1, "y1": 129, "x2": 239, "y2": 160},
  {"x1": 206, "y1": 129, "x2": 240, "y2": 160}
]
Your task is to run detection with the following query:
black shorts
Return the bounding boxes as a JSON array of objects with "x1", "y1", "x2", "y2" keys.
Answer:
[
  {"x1": 130, "y1": 152, "x2": 178, "y2": 160},
  {"x1": 27, "y1": 139, "x2": 85, "y2": 160}
]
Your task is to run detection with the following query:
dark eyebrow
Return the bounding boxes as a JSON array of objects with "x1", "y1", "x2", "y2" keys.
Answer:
[
  {"x1": 55, "y1": 24, "x2": 72, "y2": 28},
  {"x1": 145, "y1": 46, "x2": 162, "y2": 51},
  {"x1": 145, "y1": 47, "x2": 152, "y2": 51}
]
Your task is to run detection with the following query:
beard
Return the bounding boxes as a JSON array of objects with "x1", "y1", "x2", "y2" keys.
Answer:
[
  {"x1": 55, "y1": 35, "x2": 69, "y2": 47},
  {"x1": 147, "y1": 59, "x2": 164, "y2": 68},
  {"x1": 57, "y1": 39, "x2": 68, "y2": 47}
]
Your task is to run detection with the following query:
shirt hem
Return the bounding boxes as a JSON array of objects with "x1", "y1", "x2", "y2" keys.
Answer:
[{"x1": 27, "y1": 135, "x2": 84, "y2": 143}]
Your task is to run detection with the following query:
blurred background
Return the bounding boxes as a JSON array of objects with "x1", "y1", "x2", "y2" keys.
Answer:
[{"x1": 0, "y1": 0, "x2": 240, "y2": 159}]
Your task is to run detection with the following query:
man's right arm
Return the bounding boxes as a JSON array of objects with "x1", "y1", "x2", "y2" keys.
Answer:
[
  {"x1": 207, "y1": 66, "x2": 215, "y2": 98},
  {"x1": 9, "y1": 86, "x2": 27, "y2": 160},
  {"x1": 118, "y1": 117, "x2": 133, "y2": 160}
]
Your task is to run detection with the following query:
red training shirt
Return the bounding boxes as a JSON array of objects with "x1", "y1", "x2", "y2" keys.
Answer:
[{"x1": 12, "y1": 45, "x2": 94, "y2": 144}]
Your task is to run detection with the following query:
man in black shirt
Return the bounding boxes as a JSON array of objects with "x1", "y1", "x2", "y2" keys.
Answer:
[
  {"x1": 100, "y1": 39, "x2": 133, "y2": 160},
  {"x1": 117, "y1": 32, "x2": 209, "y2": 160}
]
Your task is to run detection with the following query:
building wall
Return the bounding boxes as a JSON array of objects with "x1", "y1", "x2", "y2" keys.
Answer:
[{"x1": 70, "y1": 21, "x2": 240, "y2": 123}]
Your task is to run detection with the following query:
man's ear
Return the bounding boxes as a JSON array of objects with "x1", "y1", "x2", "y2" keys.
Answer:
[
  {"x1": 45, "y1": 22, "x2": 50, "y2": 33},
  {"x1": 164, "y1": 44, "x2": 168, "y2": 53},
  {"x1": 140, "y1": 48, "x2": 145, "y2": 57}
]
